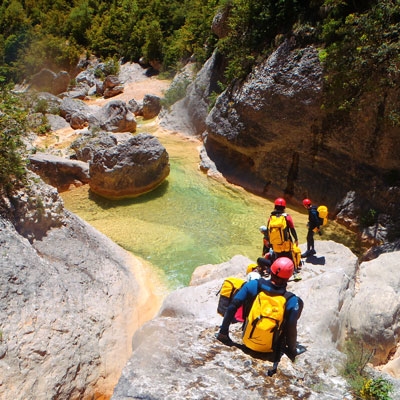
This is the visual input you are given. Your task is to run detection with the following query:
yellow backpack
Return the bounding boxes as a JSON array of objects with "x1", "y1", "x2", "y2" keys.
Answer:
[
  {"x1": 291, "y1": 244, "x2": 302, "y2": 269},
  {"x1": 317, "y1": 205, "x2": 328, "y2": 226},
  {"x1": 216, "y1": 277, "x2": 245, "y2": 319},
  {"x1": 268, "y1": 213, "x2": 292, "y2": 252},
  {"x1": 242, "y1": 284, "x2": 294, "y2": 353}
]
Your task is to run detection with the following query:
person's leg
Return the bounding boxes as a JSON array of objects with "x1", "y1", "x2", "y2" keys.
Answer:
[
  {"x1": 306, "y1": 229, "x2": 314, "y2": 251},
  {"x1": 283, "y1": 297, "x2": 304, "y2": 360}
]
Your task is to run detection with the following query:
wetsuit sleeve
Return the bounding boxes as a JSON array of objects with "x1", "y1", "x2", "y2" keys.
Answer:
[
  {"x1": 283, "y1": 295, "x2": 304, "y2": 354},
  {"x1": 286, "y1": 215, "x2": 298, "y2": 242}
]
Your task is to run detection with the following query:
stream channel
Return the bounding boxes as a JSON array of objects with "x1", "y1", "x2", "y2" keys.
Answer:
[{"x1": 60, "y1": 119, "x2": 357, "y2": 291}]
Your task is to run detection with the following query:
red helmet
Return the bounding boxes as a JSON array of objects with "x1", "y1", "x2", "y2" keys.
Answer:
[
  {"x1": 302, "y1": 198, "x2": 312, "y2": 207},
  {"x1": 274, "y1": 197, "x2": 286, "y2": 207},
  {"x1": 270, "y1": 257, "x2": 294, "y2": 279}
]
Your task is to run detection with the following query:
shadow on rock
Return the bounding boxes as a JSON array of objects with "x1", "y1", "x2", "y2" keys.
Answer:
[{"x1": 306, "y1": 255, "x2": 326, "y2": 265}]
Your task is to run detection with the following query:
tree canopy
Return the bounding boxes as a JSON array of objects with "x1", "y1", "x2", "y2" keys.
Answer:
[
  {"x1": 1, "y1": 0, "x2": 399, "y2": 194},
  {"x1": 0, "y1": 0, "x2": 398, "y2": 93}
]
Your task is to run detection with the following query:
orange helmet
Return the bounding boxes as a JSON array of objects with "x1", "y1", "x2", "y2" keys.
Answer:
[
  {"x1": 274, "y1": 197, "x2": 286, "y2": 207},
  {"x1": 270, "y1": 257, "x2": 294, "y2": 279},
  {"x1": 302, "y1": 198, "x2": 312, "y2": 207}
]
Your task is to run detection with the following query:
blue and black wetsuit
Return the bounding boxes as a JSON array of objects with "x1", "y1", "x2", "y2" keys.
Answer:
[
  {"x1": 219, "y1": 277, "x2": 303, "y2": 358},
  {"x1": 306, "y1": 205, "x2": 321, "y2": 253}
]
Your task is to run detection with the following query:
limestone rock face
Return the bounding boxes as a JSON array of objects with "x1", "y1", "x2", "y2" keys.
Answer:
[
  {"x1": 0, "y1": 182, "x2": 155, "y2": 400},
  {"x1": 159, "y1": 51, "x2": 226, "y2": 136},
  {"x1": 102, "y1": 75, "x2": 124, "y2": 98},
  {"x1": 70, "y1": 130, "x2": 119, "y2": 162},
  {"x1": 339, "y1": 251, "x2": 400, "y2": 364},
  {"x1": 59, "y1": 97, "x2": 136, "y2": 133},
  {"x1": 205, "y1": 39, "x2": 323, "y2": 196},
  {"x1": 211, "y1": 6, "x2": 230, "y2": 39},
  {"x1": 202, "y1": 38, "x2": 400, "y2": 230},
  {"x1": 7, "y1": 173, "x2": 65, "y2": 242},
  {"x1": 89, "y1": 133, "x2": 170, "y2": 199},
  {"x1": 59, "y1": 97, "x2": 98, "y2": 126},
  {"x1": 111, "y1": 242, "x2": 400, "y2": 399}
]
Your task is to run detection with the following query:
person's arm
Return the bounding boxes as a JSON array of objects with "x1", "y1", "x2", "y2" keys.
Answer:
[
  {"x1": 286, "y1": 215, "x2": 298, "y2": 244},
  {"x1": 283, "y1": 295, "x2": 304, "y2": 359}
]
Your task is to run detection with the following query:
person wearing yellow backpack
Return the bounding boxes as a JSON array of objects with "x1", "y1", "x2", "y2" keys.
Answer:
[
  {"x1": 264, "y1": 198, "x2": 302, "y2": 280},
  {"x1": 266, "y1": 197, "x2": 299, "y2": 258},
  {"x1": 215, "y1": 257, "x2": 304, "y2": 369},
  {"x1": 302, "y1": 198, "x2": 321, "y2": 257}
]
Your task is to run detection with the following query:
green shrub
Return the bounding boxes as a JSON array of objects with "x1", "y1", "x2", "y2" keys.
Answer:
[
  {"x1": 94, "y1": 57, "x2": 120, "y2": 79},
  {"x1": 0, "y1": 86, "x2": 27, "y2": 193},
  {"x1": 341, "y1": 335, "x2": 394, "y2": 399},
  {"x1": 360, "y1": 208, "x2": 378, "y2": 228},
  {"x1": 342, "y1": 336, "x2": 373, "y2": 393},
  {"x1": 360, "y1": 377, "x2": 394, "y2": 400},
  {"x1": 34, "y1": 98, "x2": 49, "y2": 114},
  {"x1": 161, "y1": 78, "x2": 191, "y2": 109}
]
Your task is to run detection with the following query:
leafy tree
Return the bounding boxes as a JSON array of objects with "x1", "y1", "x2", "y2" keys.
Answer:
[
  {"x1": 87, "y1": 12, "x2": 124, "y2": 58},
  {"x1": 0, "y1": 0, "x2": 29, "y2": 37},
  {"x1": 321, "y1": 0, "x2": 400, "y2": 112},
  {"x1": 64, "y1": 1, "x2": 93, "y2": 46},
  {"x1": 17, "y1": 28, "x2": 81, "y2": 78},
  {"x1": 143, "y1": 20, "x2": 163, "y2": 63},
  {"x1": 0, "y1": 86, "x2": 27, "y2": 193},
  {"x1": 218, "y1": 0, "x2": 315, "y2": 81}
]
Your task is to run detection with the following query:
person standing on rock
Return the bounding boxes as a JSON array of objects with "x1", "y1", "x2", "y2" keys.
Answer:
[
  {"x1": 266, "y1": 198, "x2": 299, "y2": 256},
  {"x1": 301, "y1": 198, "x2": 321, "y2": 258},
  {"x1": 265, "y1": 198, "x2": 300, "y2": 282},
  {"x1": 215, "y1": 257, "x2": 304, "y2": 364}
]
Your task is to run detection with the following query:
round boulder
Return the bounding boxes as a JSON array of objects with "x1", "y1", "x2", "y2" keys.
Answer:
[
  {"x1": 142, "y1": 94, "x2": 161, "y2": 119},
  {"x1": 89, "y1": 133, "x2": 170, "y2": 199}
]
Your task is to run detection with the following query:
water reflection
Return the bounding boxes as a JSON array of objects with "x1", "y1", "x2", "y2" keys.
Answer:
[{"x1": 61, "y1": 126, "x2": 357, "y2": 290}]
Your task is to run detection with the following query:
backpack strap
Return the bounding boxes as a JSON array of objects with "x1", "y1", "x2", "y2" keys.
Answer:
[{"x1": 284, "y1": 291, "x2": 295, "y2": 301}]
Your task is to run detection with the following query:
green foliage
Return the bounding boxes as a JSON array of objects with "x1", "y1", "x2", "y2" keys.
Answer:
[
  {"x1": 360, "y1": 377, "x2": 394, "y2": 400},
  {"x1": 341, "y1": 335, "x2": 393, "y2": 399},
  {"x1": 0, "y1": 0, "x2": 397, "y2": 129},
  {"x1": 0, "y1": 0, "x2": 220, "y2": 82},
  {"x1": 143, "y1": 20, "x2": 163, "y2": 63},
  {"x1": 93, "y1": 57, "x2": 120, "y2": 79},
  {"x1": 35, "y1": 115, "x2": 51, "y2": 136},
  {"x1": 321, "y1": 0, "x2": 400, "y2": 113},
  {"x1": 161, "y1": 77, "x2": 191, "y2": 109},
  {"x1": 64, "y1": 1, "x2": 93, "y2": 46},
  {"x1": 218, "y1": 0, "x2": 319, "y2": 81},
  {"x1": 360, "y1": 208, "x2": 378, "y2": 228},
  {"x1": 0, "y1": 86, "x2": 27, "y2": 192},
  {"x1": 341, "y1": 335, "x2": 374, "y2": 393},
  {"x1": 208, "y1": 81, "x2": 227, "y2": 110},
  {"x1": 33, "y1": 98, "x2": 49, "y2": 114}
]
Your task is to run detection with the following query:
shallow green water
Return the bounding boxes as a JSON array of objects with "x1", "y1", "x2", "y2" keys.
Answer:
[{"x1": 61, "y1": 124, "x2": 357, "y2": 290}]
